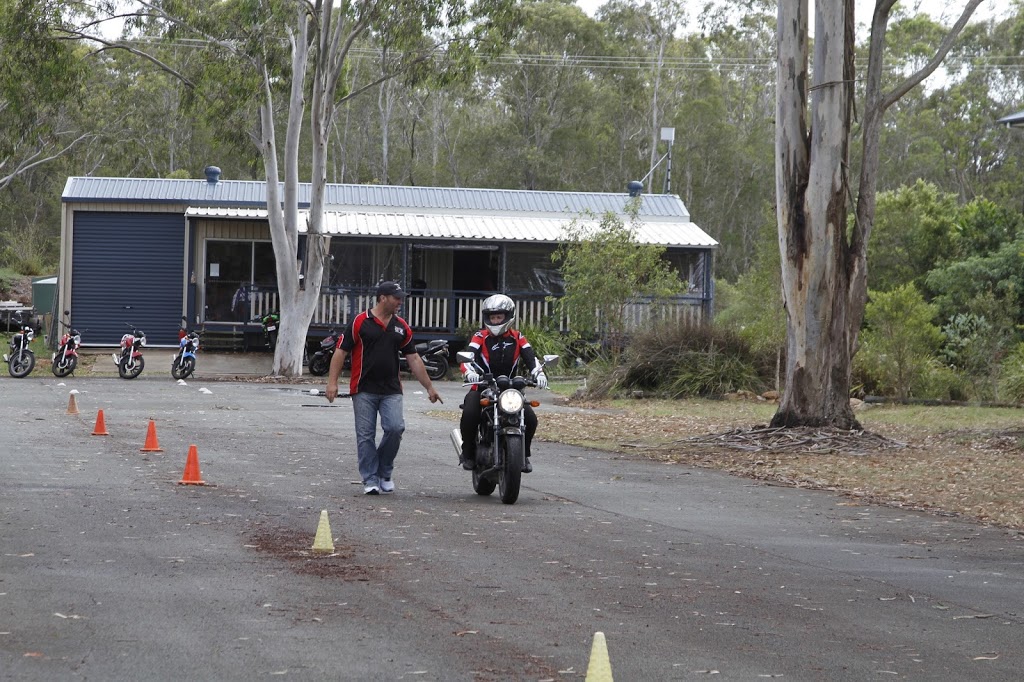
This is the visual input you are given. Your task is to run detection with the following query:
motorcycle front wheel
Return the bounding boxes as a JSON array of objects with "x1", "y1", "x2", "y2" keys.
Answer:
[
  {"x1": 9, "y1": 350, "x2": 35, "y2": 378},
  {"x1": 118, "y1": 354, "x2": 145, "y2": 379},
  {"x1": 308, "y1": 353, "x2": 330, "y2": 376},
  {"x1": 51, "y1": 353, "x2": 77, "y2": 377},
  {"x1": 424, "y1": 355, "x2": 449, "y2": 380},
  {"x1": 171, "y1": 355, "x2": 195, "y2": 380},
  {"x1": 498, "y1": 433, "x2": 524, "y2": 504}
]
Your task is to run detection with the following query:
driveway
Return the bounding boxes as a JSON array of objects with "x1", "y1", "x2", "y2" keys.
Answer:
[{"x1": 1, "y1": 374, "x2": 1021, "y2": 680}]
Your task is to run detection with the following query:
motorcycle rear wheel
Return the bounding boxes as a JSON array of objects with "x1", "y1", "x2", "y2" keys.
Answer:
[
  {"x1": 8, "y1": 350, "x2": 35, "y2": 378},
  {"x1": 172, "y1": 355, "x2": 195, "y2": 380},
  {"x1": 498, "y1": 434, "x2": 524, "y2": 504},
  {"x1": 51, "y1": 354, "x2": 77, "y2": 377},
  {"x1": 118, "y1": 354, "x2": 145, "y2": 379},
  {"x1": 308, "y1": 354, "x2": 330, "y2": 376},
  {"x1": 424, "y1": 356, "x2": 449, "y2": 380},
  {"x1": 472, "y1": 464, "x2": 497, "y2": 496}
]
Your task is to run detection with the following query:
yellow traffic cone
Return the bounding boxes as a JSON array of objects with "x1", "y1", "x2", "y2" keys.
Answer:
[
  {"x1": 585, "y1": 631, "x2": 613, "y2": 682},
  {"x1": 312, "y1": 510, "x2": 335, "y2": 553}
]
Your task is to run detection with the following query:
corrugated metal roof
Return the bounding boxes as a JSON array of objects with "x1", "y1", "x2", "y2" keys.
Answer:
[
  {"x1": 185, "y1": 207, "x2": 717, "y2": 248},
  {"x1": 66, "y1": 176, "x2": 690, "y2": 218}
]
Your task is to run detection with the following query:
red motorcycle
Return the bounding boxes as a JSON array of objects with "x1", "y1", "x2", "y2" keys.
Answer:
[
  {"x1": 112, "y1": 324, "x2": 147, "y2": 379},
  {"x1": 51, "y1": 311, "x2": 82, "y2": 378}
]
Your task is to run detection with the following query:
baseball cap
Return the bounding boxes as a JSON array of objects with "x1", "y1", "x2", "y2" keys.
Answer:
[{"x1": 375, "y1": 281, "x2": 408, "y2": 299}]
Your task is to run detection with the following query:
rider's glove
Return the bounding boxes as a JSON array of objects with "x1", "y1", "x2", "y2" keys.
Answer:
[
  {"x1": 534, "y1": 372, "x2": 548, "y2": 390},
  {"x1": 464, "y1": 370, "x2": 481, "y2": 384}
]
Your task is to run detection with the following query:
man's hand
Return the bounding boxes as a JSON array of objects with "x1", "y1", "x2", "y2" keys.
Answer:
[
  {"x1": 428, "y1": 388, "x2": 443, "y2": 404},
  {"x1": 534, "y1": 372, "x2": 548, "y2": 390},
  {"x1": 325, "y1": 381, "x2": 338, "y2": 403},
  {"x1": 464, "y1": 370, "x2": 481, "y2": 384}
]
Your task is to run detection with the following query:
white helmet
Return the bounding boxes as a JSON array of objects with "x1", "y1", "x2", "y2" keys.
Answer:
[{"x1": 481, "y1": 294, "x2": 516, "y2": 335}]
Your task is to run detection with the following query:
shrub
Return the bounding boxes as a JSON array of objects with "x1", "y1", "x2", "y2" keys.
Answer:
[
  {"x1": 583, "y1": 321, "x2": 770, "y2": 399},
  {"x1": 998, "y1": 343, "x2": 1024, "y2": 404}
]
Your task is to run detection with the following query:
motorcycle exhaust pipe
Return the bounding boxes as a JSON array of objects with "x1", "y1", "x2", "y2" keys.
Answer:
[{"x1": 450, "y1": 429, "x2": 463, "y2": 457}]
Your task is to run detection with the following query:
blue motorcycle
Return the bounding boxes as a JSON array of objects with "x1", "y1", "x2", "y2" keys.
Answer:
[{"x1": 171, "y1": 318, "x2": 200, "y2": 380}]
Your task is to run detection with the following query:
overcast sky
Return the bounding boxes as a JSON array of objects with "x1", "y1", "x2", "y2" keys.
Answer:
[{"x1": 573, "y1": 0, "x2": 1007, "y2": 25}]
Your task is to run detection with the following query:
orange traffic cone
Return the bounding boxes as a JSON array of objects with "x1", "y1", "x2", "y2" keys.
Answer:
[
  {"x1": 66, "y1": 391, "x2": 79, "y2": 415},
  {"x1": 178, "y1": 445, "x2": 206, "y2": 485},
  {"x1": 140, "y1": 419, "x2": 163, "y2": 452},
  {"x1": 91, "y1": 409, "x2": 109, "y2": 436}
]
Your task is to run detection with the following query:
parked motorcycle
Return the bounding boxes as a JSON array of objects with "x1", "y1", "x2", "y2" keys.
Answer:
[
  {"x1": 112, "y1": 324, "x2": 147, "y2": 379},
  {"x1": 401, "y1": 339, "x2": 449, "y2": 380},
  {"x1": 309, "y1": 333, "x2": 449, "y2": 379},
  {"x1": 51, "y1": 311, "x2": 81, "y2": 378},
  {"x1": 3, "y1": 314, "x2": 36, "y2": 378},
  {"x1": 258, "y1": 311, "x2": 280, "y2": 350},
  {"x1": 308, "y1": 328, "x2": 339, "y2": 376},
  {"x1": 450, "y1": 351, "x2": 558, "y2": 504},
  {"x1": 171, "y1": 317, "x2": 200, "y2": 380}
]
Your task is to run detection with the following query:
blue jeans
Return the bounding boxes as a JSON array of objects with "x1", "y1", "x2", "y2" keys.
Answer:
[{"x1": 351, "y1": 392, "x2": 405, "y2": 485}]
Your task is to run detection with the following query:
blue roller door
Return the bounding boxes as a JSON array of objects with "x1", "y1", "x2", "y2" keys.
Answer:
[{"x1": 71, "y1": 212, "x2": 184, "y2": 346}]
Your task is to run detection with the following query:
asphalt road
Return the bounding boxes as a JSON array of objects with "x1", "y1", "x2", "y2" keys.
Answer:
[{"x1": 1, "y1": 373, "x2": 1022, "y2": 681}]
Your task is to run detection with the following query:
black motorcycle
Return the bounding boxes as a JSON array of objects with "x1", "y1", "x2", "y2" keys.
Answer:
[
  {"x1": 308, "y1": 329, "x2": 340, "y2": 376},
  {"x1": 309, "y1": 333, "x2": 449, "y2": 380},
  {"x1": 450, "y1": 351, "x2": 557, "y2": 504},
  {"x1": 402, "y1": 339, "x2": 449, "y2": 380},
  {"x1": 4, "y1": 314, "x2": 36, "y2": 378}
]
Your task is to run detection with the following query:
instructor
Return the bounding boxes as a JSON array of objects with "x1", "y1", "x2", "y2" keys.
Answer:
[{"x1": 326, "y1": 281, "x2": 442, "y2": 495}]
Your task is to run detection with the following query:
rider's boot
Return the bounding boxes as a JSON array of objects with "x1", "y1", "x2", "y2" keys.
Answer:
[
  {"x1": 522, "y1": 457, "x2": 532, "y2": 473},
  {"x1": 459, "y1": 445, "x2": 476, "y2": 470}
]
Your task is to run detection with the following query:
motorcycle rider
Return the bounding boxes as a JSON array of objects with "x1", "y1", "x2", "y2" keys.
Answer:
[{"x1": 459, "y1": 294, "x2": 548, "y2": 473}]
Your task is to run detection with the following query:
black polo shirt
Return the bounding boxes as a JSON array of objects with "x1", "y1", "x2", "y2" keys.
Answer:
[{"x1": 338, "y1": 310, "x2": 415, "y2": 395}]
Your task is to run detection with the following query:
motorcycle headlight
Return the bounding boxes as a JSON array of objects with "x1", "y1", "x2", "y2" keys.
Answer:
[
  {"x1": 73, "y1": 334, "x2": 81, "y2": 345},
  {"x1": 26, "y1": 330, "x2": 35, "y2": 341},
  {"x1": 139, "y1": 336, "x2": 147, "y2": 346},
  {"x1": 497, "y1": 388, "x2": 524, "y2": 415}
]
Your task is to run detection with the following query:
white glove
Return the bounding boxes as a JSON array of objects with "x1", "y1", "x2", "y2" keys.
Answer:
[
  {"x1": 534, "y1": 372, "x2": 548, "y2": 390},
  {"x1": 464, "y1": 370, "x2": 481, "y2": 384}
]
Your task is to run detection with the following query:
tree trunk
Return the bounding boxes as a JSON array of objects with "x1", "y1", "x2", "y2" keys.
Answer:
[{"x1": 771, "y1": 0, "x2": 860, "y2": 430}]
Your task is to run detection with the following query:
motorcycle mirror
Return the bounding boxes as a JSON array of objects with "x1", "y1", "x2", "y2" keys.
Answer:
[
  {"x1": 543, "y1": 354, "x2": 560, "y2": 366},
  {"x1": 456, "y1": 351, "x2": 475, "y2": 363}
]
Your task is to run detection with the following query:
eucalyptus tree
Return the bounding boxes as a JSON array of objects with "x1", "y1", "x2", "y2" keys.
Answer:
[
  {"x1": 0, "y1": 0, "x2": 90, "y2": 191},
  {"x1": 774, "y1": 0, "x2": 983, "y2": 429},
  {"x1": 64, "y1": 0, "x2": 519, "y2": 376}
]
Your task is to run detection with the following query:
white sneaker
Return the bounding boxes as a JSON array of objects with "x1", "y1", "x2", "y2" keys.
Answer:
[
  {"x1": 380, "y1": 479, "x2": 395, "y2": 493},
  {"x1": 363, "y1": 483, "x2": 380, "y2": 495}
]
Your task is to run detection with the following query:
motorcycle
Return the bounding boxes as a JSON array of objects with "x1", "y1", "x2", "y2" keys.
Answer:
[
  {"x1": 401, "y1": 339, "x2": 449, "y2": 380},
  {"x1": 51, "y1": 311, "x2": 81, "y2": 378},
  {"x1": 308, "y1": 328, "x2": 339, "y2": 376},
  {"x1": 172, "y1": 318, "x2": 200, "y2": 380},
  {"x1": 309, "y1": 333, "x2": 449, "y2": 380},
  {"x1": 112, "y1": 324, "x2": 147, "y2": 379},
  {"x1": 3, "y1": 314, "x2": 36, "y2": 378},
  {"x1": 450, "y1": 351, "x2": 558, "y2": 505},
  {"x1": 258, "y1": 311, "x2": 280, "y2": 350}
]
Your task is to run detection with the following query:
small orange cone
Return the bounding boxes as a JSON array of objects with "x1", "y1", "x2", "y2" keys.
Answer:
[
  {"x1": 140, "y1": 419, "x2": 163, "y2": 452},
  {"x1": 91, "y1": 409, "x2": 109, "y2": 436},
  {"x1": 66, "y1": 391, "x2": 79, "y2": 415},
  {"x1": 177, "y1": 445, "x2": 206, "y2": 485}
]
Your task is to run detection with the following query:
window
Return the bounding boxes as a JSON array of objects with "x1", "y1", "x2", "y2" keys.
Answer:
[{"x1": 204, "y1": 240, "x2": 276, "y2": 322}]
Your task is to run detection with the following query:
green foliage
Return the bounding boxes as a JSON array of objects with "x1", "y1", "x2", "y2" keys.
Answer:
[
  {"x1": 868, "y1": 181, "x2": 959, "y2": 292},
  {"x1": 997, "y1": 343, "x2": 1024, "y2": 404},
  {"x1": 553, "y1": 200, "x2": 683, "y2": 355},
  {"x1": 584, "y1": 321, "x2": 769, "y2": 400},
  {"x1": 857, "y1": 284, "x2": 943, "y2": 400},
  {"x1": 924, "y1": 236, "x2": 1024, "y2": 333},
  {"x1": 714, "y1": 216, "x2": 785, "y2": 357}
]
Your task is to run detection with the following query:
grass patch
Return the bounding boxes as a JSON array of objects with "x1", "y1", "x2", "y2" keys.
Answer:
[{"x1": 542, "y1": 393, "x2": 1024, "y2": 531}]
